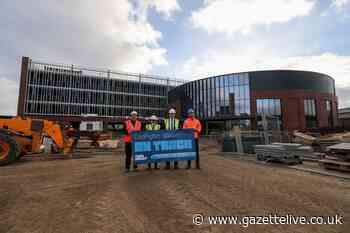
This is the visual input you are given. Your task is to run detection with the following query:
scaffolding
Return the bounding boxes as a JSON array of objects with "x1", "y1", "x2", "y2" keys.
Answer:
[{"x1": 21, "y1": 58, "x2": 184, "y2": 119}]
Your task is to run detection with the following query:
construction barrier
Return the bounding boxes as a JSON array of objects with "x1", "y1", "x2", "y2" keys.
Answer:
[{"x1": 131, "y1": 129, "x2": 196, "y2": 165}]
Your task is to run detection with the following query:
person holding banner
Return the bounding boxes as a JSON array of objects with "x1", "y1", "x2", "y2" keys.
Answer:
[
  {"x1": 124, "y1": 111, "x2": 142, "y2": 172},
  {"x1": 145, "y1": 115, "x2": 161, "y2": 170},
  {"x1": 183, "y1": 108, "x2": 202, "y2": 169},
  {"x1": 163, "y1": 108, "x2": 181, "y2": 169}
]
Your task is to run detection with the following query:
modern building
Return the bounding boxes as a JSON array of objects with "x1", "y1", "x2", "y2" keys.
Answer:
[
  {"x1": 339, "y1": 107, "x2": 350, "y2": 129},
  {"x1": 17, "y1": 57, "x2": 338, "y2": 132},
  {"x1": 17, "y1": 57, "x2": 184, "y2": 125},
  {"x1": 168, "y1": 70, "x2": 338, "y2": 132}
]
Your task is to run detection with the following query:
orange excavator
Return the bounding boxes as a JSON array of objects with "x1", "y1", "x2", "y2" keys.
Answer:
[{"x1": 0, "y1": 116, "x2": 74, "y2": 166}]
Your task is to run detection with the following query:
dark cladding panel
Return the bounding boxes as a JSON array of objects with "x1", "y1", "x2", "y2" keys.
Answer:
[
  {"x1": 250, "y1": 70, "x2": 335, "y2": 94},
  {"x1": 17, "y1": 57, "x2": 30, "y2": 116}
]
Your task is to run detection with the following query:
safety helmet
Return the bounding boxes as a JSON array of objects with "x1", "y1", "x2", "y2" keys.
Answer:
[
  {"x1": 130, "y1": 111, "x2": 138, "y2": 116},
  {"x1": 187, "y1": 108, "x2": 194, "y2": 114},
  {"x1": 168, "y1": 108, "x2": 176, "y2": 114},
  {"x1": 150, "y1": 115, "x2": 158, "y2": 121}
]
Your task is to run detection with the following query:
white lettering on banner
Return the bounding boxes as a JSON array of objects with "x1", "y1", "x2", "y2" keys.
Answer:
[
  {"x1": 152, "y1": 140, "x2": 193, "y2": 152},
  {"x1": 151, "y1": 152, "x2": 196, "y2": 160},
  {"x1": 153, "y1": 141, "x2": 162, "y2": 151},
  {"x1": 134, "y1": 141, "x2": 151, "y2": 153}
]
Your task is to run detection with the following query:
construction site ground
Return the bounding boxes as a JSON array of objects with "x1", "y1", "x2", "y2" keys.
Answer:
[{"x1": 0, "y1": 142, "x2": 349, "y2": 233}]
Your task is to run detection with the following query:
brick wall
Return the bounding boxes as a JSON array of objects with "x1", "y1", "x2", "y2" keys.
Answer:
[{"x1": 251, "y1": 90, "x2": 338, "y2": 131}]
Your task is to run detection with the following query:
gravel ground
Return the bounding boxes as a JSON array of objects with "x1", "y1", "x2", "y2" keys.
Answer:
[{"x1": 0, "y1": 146, "x2": 349, "y2": 233}]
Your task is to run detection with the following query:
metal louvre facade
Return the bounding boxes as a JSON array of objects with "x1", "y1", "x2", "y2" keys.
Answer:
[{"x1": 18, "y1": 57, "x2": 184, "y2": 121}]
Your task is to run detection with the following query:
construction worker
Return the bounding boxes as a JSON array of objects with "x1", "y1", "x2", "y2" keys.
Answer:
[
  {"x1": 183, "y1": 108, "x2": 202, "y2": 169},
  {"x1": 65, "y1": 125, "x2": 79, "y2": 152},
  {"x1": 124, "y1": 111, "x2": 142, "y2": 172},
  {"x1": 163, "y1": 108, "x2": 181, "y2": 169},
  {"x1": 145, "y1": 115, "x2": 161, "y2": 169}
]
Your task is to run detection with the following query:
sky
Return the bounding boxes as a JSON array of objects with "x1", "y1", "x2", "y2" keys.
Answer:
[{"x1": 0, "y1": 0, "x2": 350, "y2": 115}]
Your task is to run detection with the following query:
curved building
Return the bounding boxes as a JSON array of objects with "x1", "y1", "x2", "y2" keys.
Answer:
[{"x1": 168, "y1": 70, "x2": 338, "y2": 132}]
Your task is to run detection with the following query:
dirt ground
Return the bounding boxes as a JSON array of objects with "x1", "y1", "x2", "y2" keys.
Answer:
[{"x1": 0, "y1": 143, "x2": 349, "y2": 233}]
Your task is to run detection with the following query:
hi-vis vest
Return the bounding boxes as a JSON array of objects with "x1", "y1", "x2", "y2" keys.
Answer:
[
  {"x1": 124, "y1": 120, "x2": 142, "y2": 143},
  {"x1": 145, "y1": 123, "x2": 161, "y2": 131},
  {"x1": 183, "y1": 117, "x2": 202, "y2": 139},
  {"x1": 164, "y1": 118, "x2": 179, "y2": 130}
]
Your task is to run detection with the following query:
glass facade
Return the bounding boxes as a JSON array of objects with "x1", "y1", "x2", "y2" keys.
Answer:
[
  {"x1": 256, "y1": 99, "x2": 282, "y2": 130},
  {"x1": 256, "y1": 99, "x2": 281, "y2": 116},
  {"x1": 177, "y1": 73, "x2": 250, "y2": 119}
]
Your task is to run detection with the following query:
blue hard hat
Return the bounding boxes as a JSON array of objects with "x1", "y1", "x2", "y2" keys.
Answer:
[{"x1": 187, "y1": 108, "x2": 194, "y2": 114}]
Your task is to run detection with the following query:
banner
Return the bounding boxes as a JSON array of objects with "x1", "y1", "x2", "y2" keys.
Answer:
[{"x1": 131, "y1": 129, "x2": 196, "y2": 164}]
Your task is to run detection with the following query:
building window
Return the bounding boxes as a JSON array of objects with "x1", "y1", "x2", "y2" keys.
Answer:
[
  {"x1": 325, "y1": 100, "x2": 333, "y2": 127},
  {"x1": 304, "y1": 99, "x2": 318, "y2": 128},
  {"x1": 326, "y1": 100, "x2": 331, "y2": 112},
  {"x1": 256, "y1": 99, "x2": 282, "y2": 130},
  {"x1": 304, "y1": 99, "x2": 316, "y2": 116},
  {"x1": 256, "y1": 99, "x2": 281, "y2": 116}
]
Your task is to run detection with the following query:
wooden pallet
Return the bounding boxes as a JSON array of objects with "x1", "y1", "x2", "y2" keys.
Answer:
[{"x1": 319, "y1": 159, "x2": 350, "y2": 173}]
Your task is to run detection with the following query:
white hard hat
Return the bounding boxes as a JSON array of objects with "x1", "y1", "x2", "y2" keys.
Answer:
[
  {"x1": 150, "y1": 115, "x2": 158, "y2": 121},
  {"x1": 130, "y1": 111, "x2": 138, "y2": 116},
  {"x1": 169, "y1": 108, "x2": 176, "y2": 114}
]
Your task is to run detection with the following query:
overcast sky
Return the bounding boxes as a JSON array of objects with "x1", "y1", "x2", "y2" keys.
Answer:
[{"x1": 1, "y1": 0, "x2": 350, "y2": 115}]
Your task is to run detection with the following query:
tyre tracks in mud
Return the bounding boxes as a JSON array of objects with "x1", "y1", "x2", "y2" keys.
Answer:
[{"x1": 1, "y1": 153, "x2": 349, "y2": 233}]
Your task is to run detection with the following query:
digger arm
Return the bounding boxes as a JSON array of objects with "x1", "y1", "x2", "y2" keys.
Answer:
[
  {"x1": 0, "y1": 116, "x2": 74, "y2": 156},
  {"x1": 42, "y1": 121, "x2": 74, "y2": 154}
]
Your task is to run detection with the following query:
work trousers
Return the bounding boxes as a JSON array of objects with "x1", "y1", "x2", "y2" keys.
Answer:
[
  {"x1": 125, "y1": 142, "x2": 137, "y2": 170},
  {"x1": 148, "y1": 162, "x2": 158, "y2": 169},
  {"x1": 187, "y1": 139, "x2": 200, "y2": 168},
  {"x1": 166, "y1": 161, "x2": 178, "y2": 168}
]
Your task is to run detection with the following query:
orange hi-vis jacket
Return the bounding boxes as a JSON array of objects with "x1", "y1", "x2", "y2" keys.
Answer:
[
  {"x1": 124, "y1": 119, "x2": 142, "y2": 143},
  {"x1": 183, "y1": 117, "x2": 202, "y2": 139}
]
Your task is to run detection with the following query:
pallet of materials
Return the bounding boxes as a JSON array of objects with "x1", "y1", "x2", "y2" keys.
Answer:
[
  {"x1": 98, "y1": 139, "x2": 119, "y2": 149},
  {"x1": 254, "y1": 143, "x2": 314, "y2": 165},
  {"x1": 319, "y1": 159, "x2": 350, "y2": 173},
  {"x1": 319, "y1": 143, "x2": 350, "y2": 172}
]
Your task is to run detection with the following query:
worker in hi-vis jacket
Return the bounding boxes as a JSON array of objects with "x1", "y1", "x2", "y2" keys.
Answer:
[
  {"x1": 123, "y1": 111, "x2": 142, "y2": 172},
  {"x1": 183, "y1": 108, "x2": 202, "y2": 169},
  {"x1": 145, "y1": 115, "x2": 161, "y2": 169},
  {"x1": 162, "y1": 108, "x2": 181, "y2": 169}
]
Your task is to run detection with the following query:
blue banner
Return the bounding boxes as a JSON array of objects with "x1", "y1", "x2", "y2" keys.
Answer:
[{"x1": 131, "y1": 129, "x2": 196, "y2": 164}]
